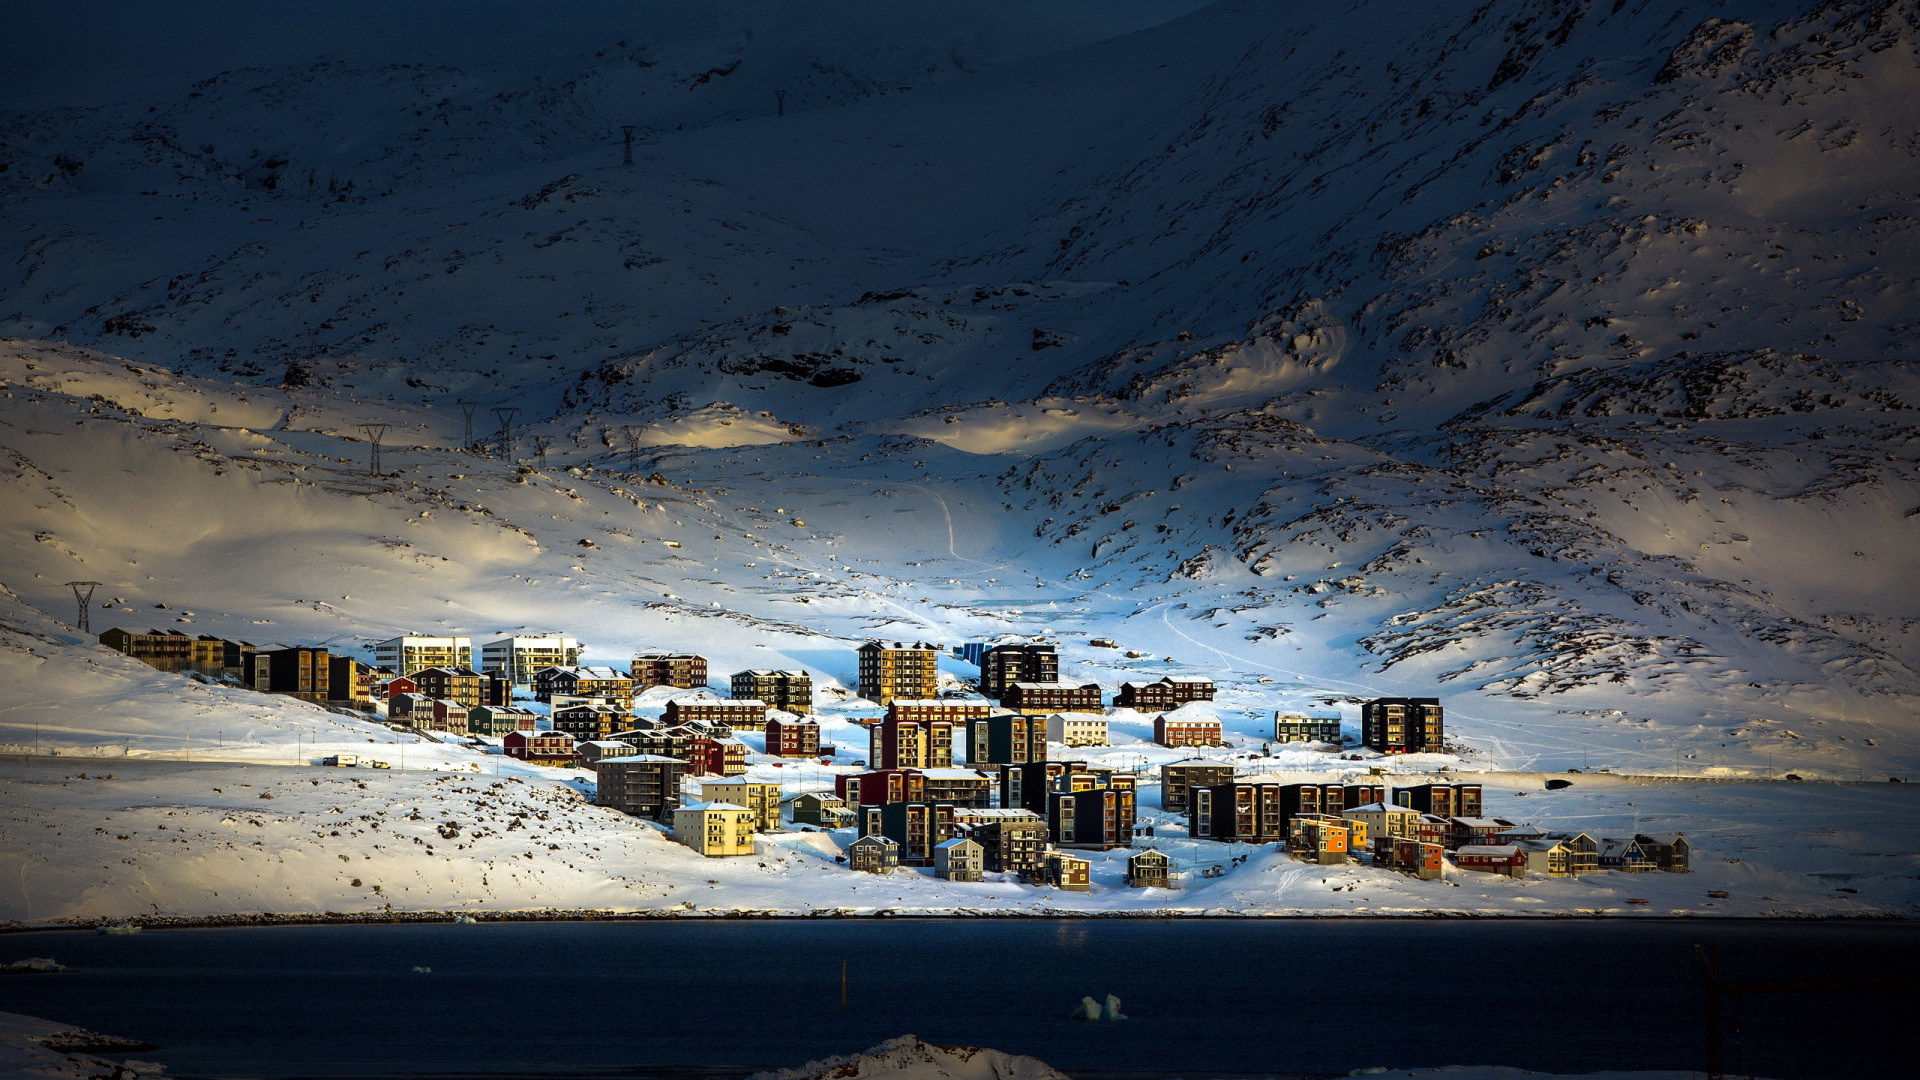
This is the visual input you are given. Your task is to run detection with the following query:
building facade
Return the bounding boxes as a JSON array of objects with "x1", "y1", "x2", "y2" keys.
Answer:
[
  {"x1": 372, "y1": 636, "x2": 473, "y2": 676},
  {"x1": 857, "y1": 641, "x2": 939, "y2": 705},
  {"x1": 1273, "y1": 713, "x2": 1342, "y2": 744},
  {"x1": 730, "y1": 669, "x2": 813, "y2": 714},
  {"x1": 1045, "y1": 712, "x2": 1110, "y2": 747},
  {"x1": 664, "y1": 696, "x2": 769, "y2": 731},
  {"x1": 1159, "y1": 759, "x2": 1236, "y2": 813},
  {"x1": 700, "y1": 779, "x2": 782, "y2": 832},
  {"x1": 764, "y1": 716, "x2": 821, "y2": 758},
  {"x1": 978, "y1": 644, "x2": 1059, "y2": 699},
  {"x1": 1392, "y1": 783, "x2": 1483, "y2": 819},
  {"x1": 953, "y1": 809, "x2": 1048, "y2": 874},
  {"x1": 1114, "y1": 676, "x2": 1216, "y2": 711},
  {"x1": 504, "y1": 729, "x2": 577, "y2": 765},
  {"x1": 934, "y1": 837, "x2": 984, "y2": 882},
  {"x1": 966, "y1": 714, "x2": 1048, "y2": 767},
  {"x1": 1361, "y1": 697, "x2": 1445, "y2": 754},
  {"x1": 1126, "y1": 849, "x2": 1173, "y2": 888},
  {"x1": 673, "y1": 801, "x2": 757, "y2": 857},
  {"x1": 1001, "y1": 681, "x2": 1102, "y2": 713},
  {"x1": 632, "y1": 652, "x2": 708, "y2": 690},
  {"x1": 1153, "y1": 713, "x2": 1223, "y2": 748},
  {"x1": 413, "y1": 666, "x2": 487, "y2": 707},
  {"x1": 593, "y1": 754, "x2": 688, "y2": 820},
  {"x1": 848, "y1": 834, "x2": 899, "y2": 874},
  {"x1": 259, "y1": 647, "x2": 332, "y2": 703},
  {"x1": 481, "y1": 636, "x2": 582, "y2": 686}
]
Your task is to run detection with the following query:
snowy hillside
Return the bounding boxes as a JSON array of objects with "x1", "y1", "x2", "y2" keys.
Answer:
[{"x1": 2, "y1": 0, "x2": 1919, "y2": 925}]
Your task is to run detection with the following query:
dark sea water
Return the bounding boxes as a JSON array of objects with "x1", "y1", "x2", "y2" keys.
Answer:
[{"x1": 1, "y1": 919, "x2": 1913, "y2": 1079}]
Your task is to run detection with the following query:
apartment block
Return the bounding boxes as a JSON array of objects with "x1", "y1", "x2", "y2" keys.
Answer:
[
  {"x1": 699, "y1": 778, "x2": 782, "y2": 832},
  {"x1": 1361, "y1": 697, "x2": 1444, "y2": 754},
  {"x1": 1392, "y1": 782, "x2": 1483, "y2": 820},
  {"x1": 632, "y1": 652, "x2": 708, "y2": 690},
  {"x1": 480, "y1": 636, "x2": 581, "y2": 686},
  {"x1": 1001, "y1": 681, "x2": 1101, "y2": 713},
  {"x1": 857, "y1": 641, "x2": 939, "y2": 705},
  {"x1": 730, "y1": 669, "x2": 813, "y2": 715},
  {"x1": 413, "y1": 666, "x2": 486, "y2": 707},
  {"x1": 764, "y1": 716, "x2": 821, "y2": 758},
  {"x1": 673, "y1": 801, "x2": 758, "y2": 857},
  {"x1": 953, "y1": 808, "x2": 1048, "y2": 875},
  {"x1": 1153, "y1": 713, "x2": 1223, "y2": 748},
  {"x1": 593, "y1": 754, "x2": 688, "y2": 820},
  {"x1": 664, "y1": 696, "x2": 769, "y2": 731},
  {"x1": 1274, "y1": 713, "x2": 1342, "y2": 744},
  {"x1": 1114, "y1": 676, "x2": 1215, "y2": 712},
  {"x1": 1045, "y1": 712, "x2": 1109, "y2": 747},
  {"x1": 372, "y1": 636, "x2": 473, "y2": 676},
  {"x1": 978, "y1": 643, "x2": 1059, "y2": 699},
  {"x1": 1159, "y1": 758, "x2": 1237, "y2": 814},
  {"x1": 966, "y1": 714, "x2": 1047, "y2": 767},
  {"x1": 258, "y1": 646, "x2": 332, "y2": 703}
]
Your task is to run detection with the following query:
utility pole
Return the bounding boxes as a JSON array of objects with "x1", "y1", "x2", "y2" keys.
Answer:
[
  {"x1": 491, "y1": 407, "x2": 520, "y2": 462},
  {"x1": 775, "y1": 90, "x2": 786, "y2": 118},
  {"x1": 66, "y1": 581, "x2": 101, "y2": 633},
  {"x1": 622, "y1": 125, "x2": 635, "y2": 168},
  {"x1": 457, "y1": 400, "x2": 477, "y2": 450},
  {"x1": 358, "y1": 423, "x2": 390, "y2": 476},
  {"x1": 1695, "y1": 943, "x2": 1908, "y2": 1080}
]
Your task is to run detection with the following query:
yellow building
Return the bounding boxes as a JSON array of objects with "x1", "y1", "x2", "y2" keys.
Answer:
[
  {"x1": 699, "y1": 778, "x2": 782, "y2": 832},
  {"x1": 857, "y1": 641, "x2": 939, "y2": 705},
  {"x1": 1343, "y1": 801, "x2": 1423, "y2": 842},
  {"x1": 672, "y1": 801, "x2": 758, "y2": 857}
]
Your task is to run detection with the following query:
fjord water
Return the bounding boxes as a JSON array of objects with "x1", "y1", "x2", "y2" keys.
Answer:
[{"x1": 3, "y1": 920, "x2": 1911, "y2": 1078}]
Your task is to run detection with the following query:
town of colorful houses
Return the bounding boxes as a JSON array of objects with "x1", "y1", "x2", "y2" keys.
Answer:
[{"x1": 96, "y1": 630, "x2": 1690, "y2": 891}]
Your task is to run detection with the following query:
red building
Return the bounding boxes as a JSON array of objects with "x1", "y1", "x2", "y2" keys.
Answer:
[
  {"x1": 1115, "y1": 676, "x2": 1216, "y2": 711},
  {"x1": 378, "y1": 674, "x2": 418, "y2": 700},
  {"x1": 836, "y1": 769, "x2": 925, "y2": 808},
  {"x1": 765, "y1": 716, "x2": 821, "y2": 758},
  {"x1": 686, "y1": 736, "x2": 747, "y2": 777},
  {"x1": 868, "y1": 716, "x2": 958, "y2": 770},
  {"x1": 1153, "y1": 714, "x2": 1223, "y2": 748},
  {"x1": 665, "y1": 696, "x2": 769, "y2": 731},
  {"x1": 1453, "y1": 843, "x2": 1526, "y2": 877},
  {"x1": 1000, "y1": 681, "x2": 1102, "y2": 712},
  {"x1": 505, "y1": 729, "x2": 577, "y2": 765}
]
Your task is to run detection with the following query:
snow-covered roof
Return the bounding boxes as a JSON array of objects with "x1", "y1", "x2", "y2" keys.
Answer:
[
  {"x1": 678, "y1": 800, "x2": 750, "y2": 813},
  {"x1": 594, "y1": 754, "x2": 683, "y2": 764},
  {"x1": 702, "y1": 777, "x2": 777, "y2": 788},
  {"x1": 1345, "y1": 802, "x2": 1416, "y2": 814},
  {"x1": 934, "y1": 838, "x2": 978, "y2": 850},
  {"x1": 575, "y1": 666, "x2": 628, "y2": 680},
  {"x1": 1046, "y1": 712, "x2": 1107, "y2": 722},
  {"x1": 850, "y1": 834, "x2": 898, "y2": 846},
  {"x1": 1450, "y1": 817, "x2": 1513, "y2": 828},
  {"x1": 1455, "y1": 844, "x2": 1522, "y2": 856},
  {"x1": 885, "y1": 699, "x2": 987, "y2": 709},
  {"x1": 1162, "y1": 757, "x2": 1232, "y2": 769},
  {"x1": 1010, "y1": 681, "x2": 1098, "y2": 691},
  {"x1": 919, "y1": 768, "x2": 991, "y2": 780}
]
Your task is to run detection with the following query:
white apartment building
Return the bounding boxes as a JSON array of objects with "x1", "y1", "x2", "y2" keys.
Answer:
[
  {"x1": 372, "y1": 635, "x2": 473, "y2": 676},
  {"x1": 1045, "y1": 711, "x2": 1111, "y2": 748},
  {"x1": 481, "y1": 635, "x2": 583, "y2": 686}
]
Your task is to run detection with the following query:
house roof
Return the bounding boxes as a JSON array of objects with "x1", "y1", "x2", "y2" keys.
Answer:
[
  {"x1": 1450, "y1": 816, "x2": 1516, "y2": 828},
  {"x1": 1345, "y1": 802, "x2": 1416, "y2": 814},
  {"x1": 702, "y1": 778, "x2": 777, "y2": 788},
  {"x1": 678, "y1": 800, "x2": 751, "y2": 813},
  {"x1": 576, "y1": 666, "x2": 629, "y2": 680},
  {"x1": 935, "y1": 838, "x2": 979, "y2": 850},
  {"x1": 1010, "y1": 681, "x2": 1099, "y2": 692},
  {"x1": 850, "y1": 834, "x2": 898, "y2": 847},
  {"x1": 1455, "y1": 844, "x2": 1522, "y2": 857},
  {"x1": 920, "y1": 768, "x2": 991, "y2": 781},
  {"x1": 1162, "y1": 757, "x2": 1233, "y2": 769},
  {"x1": 1497, "y1": 825, "x2": 1553, "y2": 839},
  {"x1": 594, "y1": 754, "x2": 684, "y2": 764}
]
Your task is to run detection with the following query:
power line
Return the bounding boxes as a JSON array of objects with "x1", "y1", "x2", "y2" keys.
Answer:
[
  {"x1": 456, "y1": 400, "x2": 477, "y2": 449},
  {"x1": 491, "y1": 408, "x2": 520, "y2": 462},
  {"x1": 66, "y1": 581, "x2": 102, "y2": 633},
  {"x1": 358, "y1": 423, "x2": 391, "y2": 475}
]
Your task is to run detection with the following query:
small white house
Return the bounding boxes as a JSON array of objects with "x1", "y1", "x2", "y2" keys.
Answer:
[
  {"x1": 934, "y1": 837, "x2": 984, "y2": 882},
  {"x1": 1045, "y1": 712, "x2": 1110, "y2": 748}
]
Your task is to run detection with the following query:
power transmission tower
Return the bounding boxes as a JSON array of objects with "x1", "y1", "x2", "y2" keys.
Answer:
[
  {"x1": 533, "y1": 434, "x2": 553, "y2": 469},
  {"x1": 358, "y1": 423, "x2": 390, "y2": 475},
  {"x1": 622, "y1": 125, "x2": 635, "y2": 167},
  {"x1": 66, "y1": 581, "x2": 101, "y2": 633},
  {"x1": 623, "y1": 425, "x2": 642, "y2": 474},
  {"x1": 457, "y1": 400, "x2": 477, "y2": 449},
  {"x1": 491, "y1": 407, "x2": 520, "y2": 462},
  {"x1": 775, "y1": 90, "x2": 786, "y2": 117}
]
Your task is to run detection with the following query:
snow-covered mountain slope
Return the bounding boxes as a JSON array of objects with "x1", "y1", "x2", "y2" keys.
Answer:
[{"x1": 2, "y1": 0, "x2": 1917, "y2": 777}]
